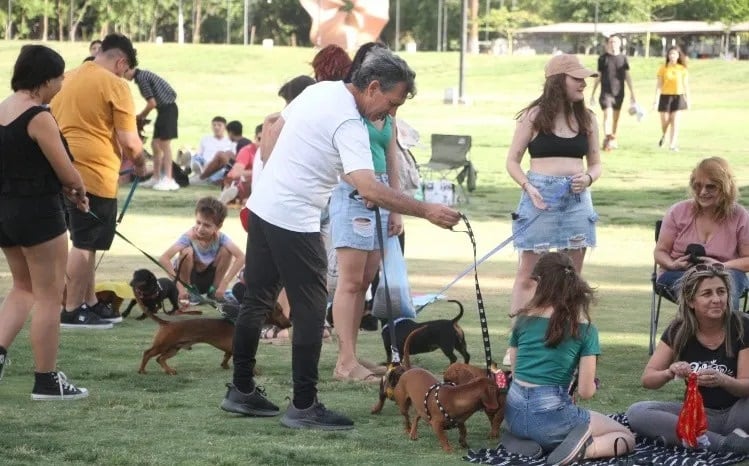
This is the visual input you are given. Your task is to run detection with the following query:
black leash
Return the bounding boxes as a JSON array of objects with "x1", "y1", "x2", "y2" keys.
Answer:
[
  {"x1": 349, "y1": 190, "x2": 400, "y2": 365},
  {"x1": 452, "y1": 213, "x2": 494, "y2": 375}
]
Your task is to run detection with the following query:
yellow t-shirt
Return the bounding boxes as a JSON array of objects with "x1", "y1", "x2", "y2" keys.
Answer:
[
  {"x1": 51, "y1": 61, "x2": 136, "y2": 199},
  {"x1": 657, "y1": 63, "x2": 688, "y2": 96}
]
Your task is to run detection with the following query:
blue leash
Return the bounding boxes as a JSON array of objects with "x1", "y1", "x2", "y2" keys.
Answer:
[
  {"x1": 116, "y1": 178, "x2": 139, "y2": 224},
  {"x1": 416, "y1": 179, "x2": 574, "y2": 313}
]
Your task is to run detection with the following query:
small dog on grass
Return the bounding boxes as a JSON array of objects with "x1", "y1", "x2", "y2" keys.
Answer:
[
  {"x1": 371, "y1": 325, "x2": 426, "y2": 414},
  {"x1": 381, "y1": 300, "x2": 470, "y2": 365},
  {"x1": 443, "y1": 362, "x2": 510, "y2": 439},
  {"x1": 124, "y1": 269, "x2": 201, "y2": 319}
]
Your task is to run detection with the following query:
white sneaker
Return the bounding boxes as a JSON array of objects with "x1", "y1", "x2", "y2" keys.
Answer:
[
  {"x1": 189, "y1": 174, "x2": 208, "y2": 186},
  {"x1": 219, "y1": 185, "x2": 239, "y2": 204},
  {"x1": 154, "y1": 177, "x2": 180, "y2": 191},
  {"x1": 191, "y1": 159, "x2": 204, "y2": 176},
  {"x1": 140, "y1": 177, "x2": 159, "y2": 188}
]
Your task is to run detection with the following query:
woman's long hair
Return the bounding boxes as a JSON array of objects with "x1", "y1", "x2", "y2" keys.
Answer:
[
  {"x1": 665, "y1": 46, "x2": 688, "y2": 67},
  {"x1": 689, "y1": 156, "x2": 739, "y2": 223},
  {"x1": 515, "y1": 74, "x2": 593, "y2": 136},
  {"x1": 514, "y1": 252, "x2": 595, "y2": 347},
  {"x1": 671, "y1": 266, "x2": 743, "y2": 358}
]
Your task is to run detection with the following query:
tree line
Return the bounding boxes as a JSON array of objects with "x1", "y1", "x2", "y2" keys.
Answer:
[{"x1": 3, "y1": 0, "x2": 748, "y2": 49}]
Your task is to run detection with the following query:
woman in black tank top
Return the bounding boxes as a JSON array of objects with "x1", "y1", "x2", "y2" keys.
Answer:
[
  {"x1": 504, "y1": 54, "x2": 603, "y2": 369},
  {"x1": 0, "y1": 45, "x2": 90, "y2": 400}
]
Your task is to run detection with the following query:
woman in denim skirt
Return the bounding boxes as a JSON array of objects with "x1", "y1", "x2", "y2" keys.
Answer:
[
  {"x1": 505, "y1": 54, "x2": 602, "y2": 366},
  {"x1": 503, "y1": 252, "x2": 634, "y2": 465}
]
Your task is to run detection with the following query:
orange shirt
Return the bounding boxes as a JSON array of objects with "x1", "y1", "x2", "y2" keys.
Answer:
[{"x1": 51, "y1": 61, "x2": 136, "y2": 198}]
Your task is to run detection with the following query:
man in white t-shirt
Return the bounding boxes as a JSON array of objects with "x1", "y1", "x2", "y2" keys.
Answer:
[
  {"x1": 189, "y1": 116, "x2": 234, "y2": 184},
  {"x1": 220, "y1": 48, "x2": 461, "y2": 430}
]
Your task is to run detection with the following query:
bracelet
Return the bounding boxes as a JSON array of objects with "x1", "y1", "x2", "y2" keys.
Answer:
[
  {"x1": 521, "y1": 182, "x2": 529, "y2": 192},
  {"x1": 585, "y1": 173, "x2": 593, "y2": 186}
]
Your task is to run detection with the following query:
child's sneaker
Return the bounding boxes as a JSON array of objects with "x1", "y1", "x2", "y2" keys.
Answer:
[{"x1": 31, "y1": 371, "x2": 89, "y2": 401}]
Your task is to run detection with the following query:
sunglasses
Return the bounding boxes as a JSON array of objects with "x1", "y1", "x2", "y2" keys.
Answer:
[
  {"x1": 692, "y1": 182, "x2": 719, "y2": 193},
  {"x1": 693, "y1": 263, "x2": 725, "y2": 272}
]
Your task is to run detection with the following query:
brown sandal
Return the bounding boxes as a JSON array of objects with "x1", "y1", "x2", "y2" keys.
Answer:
[{"x1": 333, "y1": 364, "x2": 379, "y2": 384}]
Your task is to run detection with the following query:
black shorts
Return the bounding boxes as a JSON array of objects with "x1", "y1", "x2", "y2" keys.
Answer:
[
  {"x1": 65, "y1": 193, "x2": 117, "y2": 251},
  {"x1": 154, "y1": 103, "x2": 178, "y2": 140},
  {"x1": 191, "y1": 264, "x2": 216, "y2": 294},
  {"x1": 0, "y1": 194, "x2": 67, "y2": 248},
  {"x1": 658, "y1": 94, "x2": 687, "y2": 113},
  {"x1": 599, "y1": 93, "x2": 625, "y2": 110}
]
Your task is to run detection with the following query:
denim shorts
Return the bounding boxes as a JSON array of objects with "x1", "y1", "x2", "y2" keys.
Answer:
[
  {"x1": 512, "y1": 172, "x2": 598, "y2": 252},
  {"x1": 330, "y1": 174, "x2": 389, "y2": 251},
  {"x1": 193, "y1": 154, "x2": 225, "y2": 183},
  {"x1": 505, "y1": 382, "x2": 590, "y2": 451}
]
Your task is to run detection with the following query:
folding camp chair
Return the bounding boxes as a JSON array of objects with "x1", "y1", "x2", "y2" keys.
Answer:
[
  {"x1": 420, "y1": 134, "x2": 474, "y2": 204},
  {"x1": 649, "y1": 220, "x2": 749, "y2": 355}
]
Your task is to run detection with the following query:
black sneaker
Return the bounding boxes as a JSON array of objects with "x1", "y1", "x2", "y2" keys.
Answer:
[
  {"x1": 90, "y1": 301, "x2": 122, "y2": 323},
  {"x1": 31, "y1": 371, "x2": 89, "y2": 401},
  {"x1": 220, "y1": 383, "x2": 280, "y2": 417},
  {"x1": 60, "y1": 305, "x2": 113, "y2": 329},
  {"x1": 722, "y1": 428, "x2": 749, "y2": 455},
  {"x1": 280, "y1": 398, "x2": 354, "y2": 431},
  {"x1": 545, "y1": 423, "x2": 592, "y2": 466}
]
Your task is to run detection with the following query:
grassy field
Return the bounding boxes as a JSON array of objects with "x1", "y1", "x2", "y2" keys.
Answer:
[{"x1": 1, "y1": 41, "x2": 749, "y2": 465}]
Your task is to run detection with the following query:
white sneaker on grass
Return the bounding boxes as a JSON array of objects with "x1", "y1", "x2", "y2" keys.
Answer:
[{"x1": 219, "y1": 185, "x2": 239, "y2": 204}]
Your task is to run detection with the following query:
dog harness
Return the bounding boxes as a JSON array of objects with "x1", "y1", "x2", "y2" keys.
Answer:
[{"x1": 424, "y1": 382, "x2": 457, "y2": 427}]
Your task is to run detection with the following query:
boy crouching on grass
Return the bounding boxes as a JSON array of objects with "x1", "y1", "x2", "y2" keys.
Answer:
[{"x1": 159, "y1": 197, "x2": 244, "y2": 302}]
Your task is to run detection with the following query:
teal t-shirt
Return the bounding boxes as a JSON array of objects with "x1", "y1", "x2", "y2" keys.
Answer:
[
  {"x1": 365, "y1": 115, "x2": 392, "y2": 173},
  {"x1": 509, "y1": 316, "x2": 600, "y2": 387}
]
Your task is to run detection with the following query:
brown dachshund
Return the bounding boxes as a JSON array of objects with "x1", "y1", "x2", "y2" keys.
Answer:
[
  {"x1": 138, "y1": 313, "x2": 235, "y2": 375},
  {"x1": 443, "y1": 363, "x2": 510, "y2": 439},
  {"x1": 393, "y1": 366, "x2": 499, "y2": 452},
  {"x1": 371, "y1": 325, "x2": 426, "y2": 414}
]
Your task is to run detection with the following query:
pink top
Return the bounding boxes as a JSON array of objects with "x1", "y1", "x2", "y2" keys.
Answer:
[{"x1": 660, "y1": 200, "x2": 749, "y2": 270}]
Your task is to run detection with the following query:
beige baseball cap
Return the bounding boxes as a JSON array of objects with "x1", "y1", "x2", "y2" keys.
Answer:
[{"x1": 545, "y1": 54, "x2": 598, "y2": 79}]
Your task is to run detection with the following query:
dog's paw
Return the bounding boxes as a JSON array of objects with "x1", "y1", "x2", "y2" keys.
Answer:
[
  {"x1": 165, "y1": 369, "x2": 177, "y2": 375},
  {"x1": 137, "y1": 369, "x2": 146, "y2": 374}
]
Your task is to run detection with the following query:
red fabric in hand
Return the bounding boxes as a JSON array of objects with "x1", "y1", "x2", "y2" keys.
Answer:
[{"x1": 676, "y1": 372, "x2": 708, "y2": 448}]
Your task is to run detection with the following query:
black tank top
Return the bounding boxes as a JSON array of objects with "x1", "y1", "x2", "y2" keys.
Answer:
[
  {"x1": 0, "y1": 106, "x2": 67, "y2": 198},
  {"x1": 527, "y1": 131, "x2": 588, "y2": 159}
]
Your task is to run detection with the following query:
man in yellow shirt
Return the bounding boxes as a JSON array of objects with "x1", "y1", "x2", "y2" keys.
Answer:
[{"x1": 51, "y1": 33, "x2": 147, "y2": 329}]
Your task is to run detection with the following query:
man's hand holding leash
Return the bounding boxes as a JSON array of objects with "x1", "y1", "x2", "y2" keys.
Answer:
[{"x1": 425, "y1": 203, "x2": 460, "y2": 229}]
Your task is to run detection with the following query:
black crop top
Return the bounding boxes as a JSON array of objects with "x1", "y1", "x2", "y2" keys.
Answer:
[
  {"x1": 527, "y1": 131, "x2": 588, "y2": 159},
  {"x1": 0, "y1": 106, "x2": 68, "y2": 198}
]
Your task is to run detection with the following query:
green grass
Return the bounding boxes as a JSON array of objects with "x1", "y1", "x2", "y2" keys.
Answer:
[{"x1": 1, "y1": 41, "x2": 749, "y2": 465}]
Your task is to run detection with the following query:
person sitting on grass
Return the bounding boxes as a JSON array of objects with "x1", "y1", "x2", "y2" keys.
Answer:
[
  {"x1": 159, "y1": 197, "x2": 244, "y2": 302},
  {"x1": 626, "y1": 265, "x2": 749, "y2": 454},
  {"x1": 189, "y1": 116, "x2": 233, "y2": 186},
  {"x1": 220, "y1": 123, "x2": 261, "y2": 205},
  {"x1": 503, "y1": 252, "x2": 634, "y2": 465}
]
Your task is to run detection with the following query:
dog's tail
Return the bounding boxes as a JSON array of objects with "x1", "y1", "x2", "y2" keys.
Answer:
[
  {"x1": 449, "y1": 300, "x2": 465, "y2": 323},
  {"x1": 402, "y1": 325, "x2": 427, "y2": 369},
  {"x1": 145, "y1": 312, "x2": 169, "y2": 326}
]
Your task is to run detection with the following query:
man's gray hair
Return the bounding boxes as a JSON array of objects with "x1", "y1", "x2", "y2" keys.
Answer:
[{"x1": 350, "y1": 48, "x2": 416, "y2": 98}]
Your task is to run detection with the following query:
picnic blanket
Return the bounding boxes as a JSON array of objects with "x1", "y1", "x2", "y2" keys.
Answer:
[{"x1": 464, "y1": 414, "x2": 747, "y2": 466}]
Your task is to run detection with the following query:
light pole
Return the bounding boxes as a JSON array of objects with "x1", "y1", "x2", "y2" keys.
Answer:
[
  {"x1": 437, "y1": 0, "x2": 443, "y2": 51},
  {"x1": 395, "y1": 0, "x2": 400, "y2": 51},
  {"x1": 226, "y1": 0, "x2": 231, "y2": 44},
  {"x1": 243, "y1": 0, "x2": 249, "y2": 45},
  {"x1": 458, "y1": 0, "x2": 467, "y2": 103}
]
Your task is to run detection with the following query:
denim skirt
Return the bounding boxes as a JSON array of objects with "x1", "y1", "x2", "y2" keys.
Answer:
[
  {"x1": 330, "y1": 174, "x2": 390, "y2": 251},
  {"x1": 505, "y1": 382, "x2": 590, "y2": 451},
  {"x1": 512, "y1": 172, "x2": 598, "y2": 252}
]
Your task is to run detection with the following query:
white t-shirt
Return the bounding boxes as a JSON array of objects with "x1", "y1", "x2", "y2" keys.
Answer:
[
  {"x1": 198, "y1": 135, "x2": 234, "y2": 164},
  {"x1": 251, "y1": 148, "x2": 263, "y2": 188},
  {"x1": 249, "y1": 81, "x2": 373, "y2": 233}
]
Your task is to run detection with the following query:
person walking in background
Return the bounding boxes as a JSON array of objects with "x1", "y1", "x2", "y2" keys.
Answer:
[
  {"x1": 124, "y1": 67, "x2": 180, "y2": 191},
  {"x1": 52, "y1": 33, "x2": 147, "y2": 329},
  {"x1": 589, "y1": 35, "x2": 637, "y2": 151},
  {"x1": 654, "y1": 46, "x2": 689, "y2": 151},
  {"x1": 504, "y1": 54, "x2": 602, "y2": 366},
  {"x1": 0, "y1": 45, "x2": 90, "y2": 399}
]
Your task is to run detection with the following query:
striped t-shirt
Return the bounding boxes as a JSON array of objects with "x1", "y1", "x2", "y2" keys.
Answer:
[{"x1": 133, "y1": 69, "x2": 176, "y2": 106}]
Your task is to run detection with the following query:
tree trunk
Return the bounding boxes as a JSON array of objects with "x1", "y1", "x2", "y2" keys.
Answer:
[
  {"x1": 43, "y1": 0, "x2": 49, "y2": 41},
  {"x1": 192, "y1": 0, "x2": 202, "y2": 44},
  {"x1": 469, "y1": 0, "x2": 479, "y2": 54},
  {"x1": 69, "y1": 0, "x2": 92, "y2": 42},
  {"x1": 57, "y1": 0, "x2": 64, "y2": 41}
]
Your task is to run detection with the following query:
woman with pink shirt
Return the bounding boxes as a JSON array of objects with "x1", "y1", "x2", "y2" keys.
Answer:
[{"x1": 655, "y1": 157, "x2": 749, "y2": 310}]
